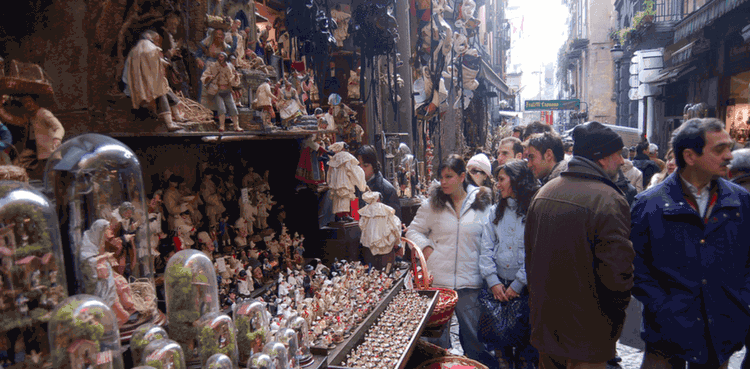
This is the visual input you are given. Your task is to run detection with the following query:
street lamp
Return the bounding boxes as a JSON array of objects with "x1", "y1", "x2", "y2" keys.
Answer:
[{"x1": 610, "y1": 41, "x2": 624, "y2": 126}]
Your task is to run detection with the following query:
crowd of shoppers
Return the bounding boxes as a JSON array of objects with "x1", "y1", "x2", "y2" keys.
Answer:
[{"x1": 403, "y1": 118, "x2": 750, "y2": 369}]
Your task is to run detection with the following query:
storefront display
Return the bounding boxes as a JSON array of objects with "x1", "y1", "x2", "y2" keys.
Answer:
[
  {"x1": 0, "y1": 180, "x2": 67, "y2": 367},
  {"x1": 48, "y1": 294, "x2": 124, "y2": 369},
  {"x1": 141, "y1": 338, "x2": 186, "y2": 369}
]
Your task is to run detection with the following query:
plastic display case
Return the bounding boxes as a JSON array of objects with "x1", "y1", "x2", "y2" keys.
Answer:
[
  {"x1": 141, "y1": 338, "x2": 186, "y2": 369},
  {"x1": 0, "y1": 180, "x2": 68, "y2": 367},
  {"x1": 44, "y1": 133, "x2": 163, "y2": 340},
  {"x1": 164, "y1": 249, "x2": 220, "y2": 365},
  {"x1": 48, "y1": 294, "x2": 124, "y2": 369}
]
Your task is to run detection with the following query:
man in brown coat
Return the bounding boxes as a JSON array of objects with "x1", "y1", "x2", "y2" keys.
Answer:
[{"x1": 524, "y1": 121, "x2": 636, "y2": 369}]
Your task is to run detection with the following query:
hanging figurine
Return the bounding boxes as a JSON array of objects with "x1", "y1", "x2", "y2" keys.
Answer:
[
  {"x1": 347, "y1": 67, "x2": 360, "y2": 101},
  {"x1": 331, "y1": 4, "x2": 352, "y2": 47}
]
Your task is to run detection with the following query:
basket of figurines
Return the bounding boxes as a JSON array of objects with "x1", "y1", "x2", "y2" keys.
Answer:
[
  {"x1": 402, "y1": 237, "x2": 459, "y2": 330},
  {"x1": 415, "y1": 356, "x2": 489, "y2": 369}
]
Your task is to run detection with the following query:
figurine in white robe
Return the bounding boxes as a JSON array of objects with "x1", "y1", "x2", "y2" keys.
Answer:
[
  {"x1": 326, "y1": 142, "x2": 367, "y2": 221},
  {"x1": 358, "y1": 191, "x2": 402, "y2": 255}
]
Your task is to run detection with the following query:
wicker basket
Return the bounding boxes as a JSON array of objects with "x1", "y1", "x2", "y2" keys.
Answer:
[
  {"x1": 0, "y1": 165, "x2": 28, "y2": 182},
  {"x1": 415, "y1": 355, "x2": 489, "y2": 369},
  {"x1": 402, "y1": 237, "x2": 459, "y2": 329}
]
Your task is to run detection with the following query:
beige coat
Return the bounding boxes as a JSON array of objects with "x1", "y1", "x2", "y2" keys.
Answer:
[{"x1": 123, "y1": 39, "x2": 170, "y2": 109}]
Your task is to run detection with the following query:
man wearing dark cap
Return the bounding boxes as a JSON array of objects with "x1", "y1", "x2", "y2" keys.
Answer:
[
  {"x1": 631, "y1": 118, "x2": 750, "y2": 369},
  {"x1": 524, "y1": 121, "x2": 635, "y2": 369}
]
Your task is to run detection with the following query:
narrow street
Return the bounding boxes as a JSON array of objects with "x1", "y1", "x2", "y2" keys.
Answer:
[{"x1": 447, "y1": 315, "x2": 747, "y2": 368}]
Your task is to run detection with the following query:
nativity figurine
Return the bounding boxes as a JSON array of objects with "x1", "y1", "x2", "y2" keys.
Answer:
[
  {"x1": 122, "y1": 30, "x2": 186, "y2": 132},
  {"x1": 254, "y1": 78, "x2": 277, "y2": 130},
  {"x1": 326, "y1": 142, "x2": 367, "y2": 222}
]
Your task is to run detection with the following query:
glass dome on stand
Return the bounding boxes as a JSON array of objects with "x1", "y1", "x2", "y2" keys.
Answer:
[
  {"x1": 44, "y1": 133, "x2": 165, "y2": 342},
  {"x1": 141, "y1": 338, "x2": 186, "y2": 369},
  {"x1": 48, "y1": 294, "x2": 124, "y2": 369},
  {"x1": 206, "y1": 353, "x2": 233, "y2": 369},
  {"x1": 130, "y1": 323, "x2": 168, "y2": 364},
  {"x1": 247, "y1": 352, "x2": 274, "y2": 369},
  {"x1": 0, "y1": 180, "x2": 68, "y2": 367},
  {"x1": 164, "y1": 249, "x2": 221, "y2": 367},
  {"x1": 234, "y1": 299, "x2": 270, "y2": 363}
]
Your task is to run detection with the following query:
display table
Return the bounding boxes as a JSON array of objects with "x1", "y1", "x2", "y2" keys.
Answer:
[{"x1": 309, "y1": 277, "x2": 438, "y2": 369}]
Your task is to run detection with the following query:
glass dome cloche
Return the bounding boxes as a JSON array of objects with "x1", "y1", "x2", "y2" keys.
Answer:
[
  {"x1": 206, "y1": 353, "x2": 233, "y2": 369},
  {"x1": 195, "y1": 312, "x2": 239, "y2": 368},
  {"x1": 44, "y1": 133, "x2": 165, "y2": 340},
  {"x1": 141, "y1": 338, "x2": 186, "y2": 369},
  {"x1": 234, "y1": 299, "x2": 270, "y2": 363},
  {"x1": 0, "y1": 180, "x2": 68, "y2": 368},
  {"x1": 164, "y1": 249, "x2": 221, "y2": 366},
  {"x1": 48, "y1": 294, "x2": 124, "y2": 369},
  {"x1": 130, "y1": 323, "x2": 169, "y2": 365}
]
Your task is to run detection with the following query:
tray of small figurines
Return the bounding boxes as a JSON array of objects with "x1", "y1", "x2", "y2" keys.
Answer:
[
  {"x1": 329, "y1": 287, "x2": 439, "y2": 369},
  {"x1": 309, "y1": 266, "x2": 404, "y2": 353}
]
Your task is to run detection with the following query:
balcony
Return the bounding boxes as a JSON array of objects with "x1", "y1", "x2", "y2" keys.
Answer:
[{"x1": 673, "y1": 0, "x2": 750, "y2": 42}]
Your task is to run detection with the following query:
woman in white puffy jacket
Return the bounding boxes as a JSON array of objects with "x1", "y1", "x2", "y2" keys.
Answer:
[{"x1": 406, "y1": 154, "x2": 494, "y2": 367}]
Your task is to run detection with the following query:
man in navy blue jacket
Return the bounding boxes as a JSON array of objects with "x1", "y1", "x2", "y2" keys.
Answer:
[{"x1": 630, "y1": 118, "x2": 750, "y2": 368}]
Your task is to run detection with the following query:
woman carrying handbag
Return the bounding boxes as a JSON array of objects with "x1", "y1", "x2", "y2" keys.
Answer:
[{"x1": 478, "y1": 160, "x2": 539, "y2": 369}]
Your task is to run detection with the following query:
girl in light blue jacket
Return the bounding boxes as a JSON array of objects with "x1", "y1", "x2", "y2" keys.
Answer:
[{"x1": 479, "y1": 160, "x2": 539, "y2": 369}]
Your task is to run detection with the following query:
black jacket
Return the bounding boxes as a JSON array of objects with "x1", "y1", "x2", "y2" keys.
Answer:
[
  {"x1": 358, "y1": 171, "x2": 401, "y2": 219},
  {"x1": 631, "y1": 153, "x2": 660, "y2": 189}
]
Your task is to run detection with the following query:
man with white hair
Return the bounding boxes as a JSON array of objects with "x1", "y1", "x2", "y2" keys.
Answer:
[{"x1": 729, "y1": 147, "x2": 750, "y2": 192}]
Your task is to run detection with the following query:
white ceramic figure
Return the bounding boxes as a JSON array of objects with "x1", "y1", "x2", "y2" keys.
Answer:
[
  {"x1": 326, "y1": 142, "x2": 367, "y2": 216},
  {"x1": 358, "y1": 191, "x2": 402, "y2": 255}
]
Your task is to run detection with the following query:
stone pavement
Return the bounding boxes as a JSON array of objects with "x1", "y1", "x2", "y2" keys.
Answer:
[{"x1": 446, "y1": 315, "x2": 747, "y2": 369}]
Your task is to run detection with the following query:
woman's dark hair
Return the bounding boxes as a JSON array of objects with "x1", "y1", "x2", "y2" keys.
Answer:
[
  {"x1": 431, "y1": 154, "x2": 468, "y2": 209},
  {"x1": 492, "y1": 160, "x2": 539, "y2": 225},
  {"x1": 355, "y1": 145, "x2": 381, "y2": 174}
]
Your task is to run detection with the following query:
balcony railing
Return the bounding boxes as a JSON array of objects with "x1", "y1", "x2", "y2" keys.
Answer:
[
  {"x1": 654, "y1": 0, "x2": 688, "y2": 22},
  {"x1": 673, "y1": 0, "x2": 750, "y2": 42}
]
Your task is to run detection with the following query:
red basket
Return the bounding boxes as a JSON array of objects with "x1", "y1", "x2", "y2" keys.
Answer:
[{"x1": 402, "y1": 237, "x2": 459, "y2": 329}]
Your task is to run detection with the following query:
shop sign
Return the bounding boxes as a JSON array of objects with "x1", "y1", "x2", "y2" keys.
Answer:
[{"x1": 524, "y1": 99, "x2": 580, "y2": 111}]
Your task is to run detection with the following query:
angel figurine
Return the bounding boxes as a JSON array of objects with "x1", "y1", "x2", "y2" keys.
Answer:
[
  {"x1": 358, "y1": 191, "x2": 401, "y2": 255},
  {"x1": 326, "y1": 142, "x2": 366, "y2": 222}
]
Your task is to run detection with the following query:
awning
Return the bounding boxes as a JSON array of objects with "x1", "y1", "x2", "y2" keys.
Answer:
[
  {"x1": 479, "y1": 59, "x2": 510, "y2": 95},
  {"x1": 652, "y1": 63, "x2": 695, "y2": 85}
]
